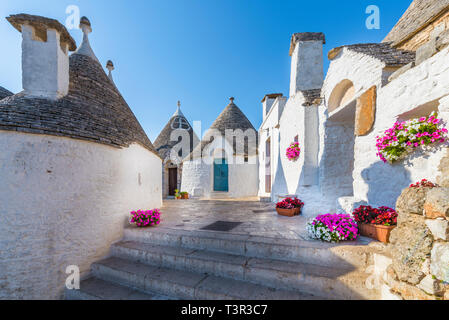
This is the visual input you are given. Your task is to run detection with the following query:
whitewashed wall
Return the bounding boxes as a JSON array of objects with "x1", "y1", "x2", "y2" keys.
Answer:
[
  {"x1": 352, "y1": 46, "x2": 449, "y2": 208},
  {"x1": 0, "y1": 131, "x2": 162, "y2": 299},
  {"x1": 319, "y1": 48, "x2": 394, "y2": 212},
  {"x1": 182, "y1": 140, "x2": 259, "y2": 199},
  {"x1": 322, "y1": 48, "x2": 385, "y2": 103},
  {"x1": 258, "y1": 97, "x2": 286, "y2": 197}
]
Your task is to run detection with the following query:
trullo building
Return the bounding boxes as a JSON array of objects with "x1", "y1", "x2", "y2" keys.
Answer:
[
  {"x1": 153, "y1": 101, "x2": 199, "y2": 197},
  {"x1": 0, "y1": 14, "x2": 162, "y2": 299},
  {"x1": 181, "y1": 98, "x2": 258, "y2": 199}
]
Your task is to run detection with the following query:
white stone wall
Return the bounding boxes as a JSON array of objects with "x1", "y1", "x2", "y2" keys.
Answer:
[
  {"x1": 0, "y1": 131, "x2": 162, "y2": 299},
  {"x1": 258, "y1": 97, "x2": 286, "y2": 197},
  {"x1": 322, "y1": 48, "x2": 385, "y2": 104},
  {"x1": 21, "y1": 25, "x2": 69, "y2": 100},
  {"x1": 290, "y1": 40, "x2": 324, "y2": 95},
  {"x1": 182, "y1": 140, "x2": 259, "y2": 199},
  {"x1": 352, "y1": 46, "x2": 449, "y2": 208}
]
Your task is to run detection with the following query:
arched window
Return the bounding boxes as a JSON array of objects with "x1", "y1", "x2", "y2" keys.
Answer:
[{"x1": 328, "y1": 79, "x2": 355, "y2": 113}]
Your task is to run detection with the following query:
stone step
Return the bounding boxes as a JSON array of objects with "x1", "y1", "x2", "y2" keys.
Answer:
[
  {"x1": 111, "y1": 240, "x2": 373, "y2": 300},
  {"x1": 65, "y1": 277, "x2": 174, "y2": 300},
  {"x1": 91, "y1": 257, "x2": 320, "y2": 300},
  {"x1": 123, "y1": 226, "x2": 379, "y2": 269}
]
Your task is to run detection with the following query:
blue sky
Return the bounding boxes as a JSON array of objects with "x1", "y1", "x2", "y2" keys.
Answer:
[{"x1": 0, "y1": 0, "x2": 411, "y2": 141}]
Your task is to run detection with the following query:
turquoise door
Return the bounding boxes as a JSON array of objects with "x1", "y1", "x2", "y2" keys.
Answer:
[{"x1": 213, "y1": 158, "x2": 229, "y2": 192}]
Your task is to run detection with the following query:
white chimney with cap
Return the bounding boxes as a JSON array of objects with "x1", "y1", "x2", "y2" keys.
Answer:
[
  {"x1": 6, "y1": 14, "x2": 77, "y2": 100},
  {"x1": 289, "y1": 32, "x2": 325, "y2": 96}
]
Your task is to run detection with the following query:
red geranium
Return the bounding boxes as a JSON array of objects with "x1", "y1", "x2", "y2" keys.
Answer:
[
  {"x1": 409, "y1": 179, "x2": 438, "y2": 189},
  {"x1": 353, "y1": 205, "x2": 397, "y2": 226},
  {"x1": 276, "y1": 197, "x2": 304, "y2": 209}
]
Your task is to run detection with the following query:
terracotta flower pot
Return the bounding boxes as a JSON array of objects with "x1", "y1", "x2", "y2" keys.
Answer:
[
  {"x1": 181, "y1": 193, "x2": 189, "y2": 199},
  {"x1": 358, "y1": 223, "x2": 396, "y2": 243},
  {"x1": 276, "y1": 207, "x2": 301, "y2": 217}
]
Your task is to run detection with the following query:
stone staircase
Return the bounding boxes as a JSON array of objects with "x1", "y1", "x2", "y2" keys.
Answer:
[{"x1": 66, "y1": 227, "x2": 384, "y2": 300}]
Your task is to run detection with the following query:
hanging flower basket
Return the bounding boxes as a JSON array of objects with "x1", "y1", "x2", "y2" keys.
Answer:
[
  {"x1": 376, "y1": 112, "x2": 448, "y2": 163},
  {"x1": 286, "y1": 142, "x2": 301, "y2": 161}
]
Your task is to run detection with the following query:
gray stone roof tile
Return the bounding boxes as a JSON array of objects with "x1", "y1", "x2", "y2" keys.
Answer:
[
  {"x1": 185, "y1": 99, "x2": 258, "y2": 160},
  {"x1": 383, "y1": 0, "x2": 449, "y2": 47},
  {"x1": 0, "y1": 54, "x2": 160, "y2": 158},
  {"x1": 0, "y1": 86, "x2": 13, "y2": 100},
  {"x1": 328, "y1": 43, "x2": 415, "y2": 67}
]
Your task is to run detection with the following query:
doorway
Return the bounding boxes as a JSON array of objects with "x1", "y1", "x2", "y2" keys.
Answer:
[
  {"x1": 265, "y1": 138, "x2": 271, "y2": 193},
  {"x1": 168, "y1": 168, "x2": 178, "y2": 196},
  {"x1": 213, "y1": 158, "x2": 229, "y2": 192}
]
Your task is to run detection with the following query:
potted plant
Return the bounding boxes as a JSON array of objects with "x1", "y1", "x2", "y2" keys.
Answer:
[
  {"x1": 276, "y1": 197, "x2": 304, "y2": 217},
  {"x1": 129, "y1": 209, "x2": 161, "y2": 228},
  {"x1": 174, "y1": 189, "x2": 181, "y2": 199},
  {"x1": 307, "y1": 214, "x2": 358, "y2": 243},
  {"x1": 353, "y1": 205, "x2": 398, "y2": 243},
  {"x1": 180, "y1": 191, "x2": 189, "y2": 199}
]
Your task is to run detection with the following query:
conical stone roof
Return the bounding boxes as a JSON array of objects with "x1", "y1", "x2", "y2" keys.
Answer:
[
  {"x1": 186, "y1": 98, "x2": 258, "y2": 161},
  {"x1": 154, "y1": 103, "x2": 199, "y2": 160},
  {"x1": 0, "y1": 86, "x2": 13, "y2": 100},
  {"x1": 0, "y1": 53, "x2": 159, "y2": 157}
]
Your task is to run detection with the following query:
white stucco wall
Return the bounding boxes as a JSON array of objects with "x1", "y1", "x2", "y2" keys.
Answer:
[
  {"x1": 322, "y1": 48, "x2": 385, "y2": 104},
  {"x1": 0, "y1": 131, "x2": 162, "y2": 299},
  {"x1": 352, "y1": 46, "x2": 449, "y2": 208},
  {"x1": 258, "y1": 97, "x2": 286, "y2": 197},
  {"x1": 181, "y1": 145, "x2": 259, "y2": 199},
  {"x1": 290, "y1": 40, "x2": 324, "y2": 95}
]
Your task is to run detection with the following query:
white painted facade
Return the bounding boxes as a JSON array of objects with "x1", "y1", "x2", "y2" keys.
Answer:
[
  {"x1": 181, "y1": 137, "x2": 259, "y2": 199},
  {"x1": 0, "y1": 132, "x2": 162, "y2": 299},
  {"x1": 260, "y1": 33, "x2": 449, "y2": 216}
]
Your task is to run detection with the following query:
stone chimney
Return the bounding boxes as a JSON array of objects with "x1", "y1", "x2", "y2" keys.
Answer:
[
  {"x1": 289, "y1": 32, "x2": 325, "y2": 96},
  {"x1": 6, "y1": 14, "x2": 76, "y2": 100},
  {"x1": 261, "y1": 93, "x2": 283, "y2": 119}
]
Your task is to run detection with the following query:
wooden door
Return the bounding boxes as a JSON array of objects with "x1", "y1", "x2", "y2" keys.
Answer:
[
  {"x1": 213, "y1": 159, "x2": 229, "y2": 192},
  {"x1": 168, "y1": 168, "x2": 178, "y2": 196}
]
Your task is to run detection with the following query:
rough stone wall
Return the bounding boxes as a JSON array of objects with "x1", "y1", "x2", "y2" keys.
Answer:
[
  {"x1": 377, "y1": 185, "x2": 449, "y2": 300},
  {"x1": 0, "y1": 131, "x2": 162, "y2": 299},
  {"x1": 396, "y1": 10, "x2": 449, "y2": 52}
]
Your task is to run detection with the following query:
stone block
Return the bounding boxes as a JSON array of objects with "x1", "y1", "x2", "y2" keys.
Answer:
[
  {"x1": 436, "y1": 29, "x2": 449, "y2": 51},
  {"x1": 417, "y1": 275, "x2": 443, "y2": 296},
  {"x1": 396, "y1": 187, "x2": 431, "y2": 216},
  {"x1": 355, "y1": 86, "x2": 376, "y2": 136},
  {"x1": 389, "y1": 278, "x2": 437, "y2": 300},
  {"x1": 425, "y1": 219, "x2": 449, "y2": 241},
  {"x1": 431, "y1": 23, "x2": 446, "y2": 39},
  {"x1": 431, "y1": 242, "x2": 449, "y2": 282},
  {"x1": 389, "y1": 213, "x2": 433, "y2": 285},
  {"x1": 424, "y1": 188, "x2": 449, "y2": 219},
  {"x1": 415, "y1": 38, "x2": 437, "y2": 65},
  {"x1": 420, "y1": 258, "x2": 431, "y2": 275}
]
